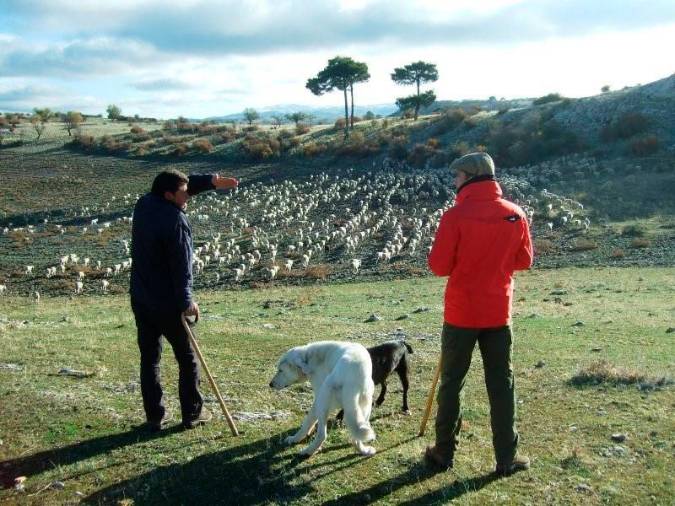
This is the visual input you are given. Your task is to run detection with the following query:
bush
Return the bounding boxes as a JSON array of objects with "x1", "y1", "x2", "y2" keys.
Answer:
[
  {"x1": 388, "y1": 136, "x2": 409, "y2": 160},
  {"x1": 72, "y1": 134, "x2": 96, "y2": 150},
  {"x1": 621, "y1": 224, "x2": 645, "y2": 237},
  {"x1": 570, "y1": 238, "x2": 598, "y2": 251},
  {"x1": 295, "y1": 124, "x2": 310, "y2": 135},
  {"x1": 534, "y1": 239, "x2": 555, "y2": 254},
  {"x1": 431, "y1": 108, "x2": 468, "y2": 135},
  {"x1": 240, "y1": 132, "x2": 281, "y2": 160},
  {"x1": 629, "y1": 135, "x2": 659, "y2": 156},
  {"x1": 609, "y1": 248, "x2": 625, "y2": 258},
  {"x1": 600, "y1": 112, "x2": 650, "y2": 141},
  {"x1": 337, "y1": 131, "x2": 379, "y2": 158},
  {"x1": 130, "y1": 125, "x2": 145, "y2": 134},
  {"x1": 630, "y1": 238, "x2": 650, "y2": 248},
  {"x1": 302, "y1": 142, "x2": 326, "y2": 158},
  {"x1": 533, "y1": 93, "x2": 564, "y2": 106},
  {"x1": 171, "y1": 142, "x2": 189, "y2": 156},
  {"x1": 192, "y1": 139, "x2": 213, "y2": 153},
  {"x1": 334, "y1": 118, "x2": 347, "y2": 129}
]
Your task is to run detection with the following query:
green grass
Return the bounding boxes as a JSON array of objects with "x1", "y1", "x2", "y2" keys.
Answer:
[{"x1": 0, "y1": 267, "x2": 673, "y2": 504}]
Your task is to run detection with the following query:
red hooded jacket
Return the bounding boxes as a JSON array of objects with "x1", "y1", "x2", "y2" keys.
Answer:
[{"x1": 428, "y1": 178, "x2": 533, "y2": 328}]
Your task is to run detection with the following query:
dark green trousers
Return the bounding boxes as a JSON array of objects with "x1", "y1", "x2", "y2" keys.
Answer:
[{"x1": 434, "y1": 323, "x2": 518, "y2": 464}]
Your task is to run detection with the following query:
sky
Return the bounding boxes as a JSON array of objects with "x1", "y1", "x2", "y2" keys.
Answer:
[{"x1": 1, "y1": 0, "x2": 674, "y2": 119}]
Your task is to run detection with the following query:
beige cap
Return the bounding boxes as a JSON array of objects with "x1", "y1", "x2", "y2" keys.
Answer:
[{"x1": 449, "y1": 152, "x2": 495, "y2": 177}]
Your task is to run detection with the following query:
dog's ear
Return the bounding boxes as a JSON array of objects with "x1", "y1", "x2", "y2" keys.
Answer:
[{"x1": 292, "y1": 352, "x2": 311, "y2": 375}]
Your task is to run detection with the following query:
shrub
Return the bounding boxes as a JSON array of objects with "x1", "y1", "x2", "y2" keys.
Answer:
[
  {"x1": 295, "y1": 124, "x2": 310, "y2": 135},
  {"x1": 570, "y1": 238, "x2": 598, "y2": 251},
  {"x1": 600, "y1": 112, "x2": 649, "y2": 141},
  {"x1": 534, "y1": 239, "x2": 555, "y2": 255},
  {"x1": 337, "y1": 131, "x2": 379, "y2": 157},
  {"x1": 388, "y1": 136, "x2": 409, "y2": 160},
  {"x1": 130, "y1": 125, "x2": 145, "y2": 134},
  {"x1": 407, "y1": 143, "x2": 436, "y2": 167},
  {"x1": 630, "y1": 238, "x2": 650, "y2": 248},
  {"x1": 630, "y1": 135, "x2": 659, "y2": 156},
  {"x1": 172, "y1": 142, "x2": 189, "y2": 156},
  {"x1": 533, "y1": 93, "x2": 564, "y2": 105},
  {"x1": 72, "y1": 134, "x2": 96, "y2": 150},
  {"x1": 304, "y1": 264, "x2": 331, "y2": 280},
  {"x1": 621, "y1": 224, "x2": 645, "y2": 237},
  {"x1": 431, "y1": 108, "x2": 467, "y2": 135},
  {"x1": 334, "y1": 118, "x2": 347, "y2": 129},
  {"x1": 426, "y1": 137, "x2": 440, "y2": 149},
  {"x1": 302, "y1": 142, "x2": 325, "y2": 158},
  {"x1": 240, "y1": 132, "x2": 281, "y2": 160},
  {"x1": 192, "y1": 139, "x2": 213, "y2": 153},
  {"x1": 610, "y1": 248, "x2": 625, "y2": 258}
]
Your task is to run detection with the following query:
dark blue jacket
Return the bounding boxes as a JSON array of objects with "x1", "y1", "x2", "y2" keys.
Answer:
[{"x1": 130, "y1": 174, "x2": 214, "y2": 313}]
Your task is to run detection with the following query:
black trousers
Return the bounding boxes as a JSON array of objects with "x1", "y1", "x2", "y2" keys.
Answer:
[{"x1": 131, "y1": 302, "x2": 203, "y2": 424}]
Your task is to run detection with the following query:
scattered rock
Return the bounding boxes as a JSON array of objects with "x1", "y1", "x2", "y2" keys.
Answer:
[
  {"x1": 74, "y1": 491, "x2": 84, "y2": 497},
  {"x1": 262, "y1": 323, "x2": 275, "y2": 329},
  {"x1": 51, "y1": 481, "x2": 65, "y2": 490},
  {"x1": 14, "y1": 476, "x2": 26, "y2": 492},
  {"x1": 60, "y1": 316, "x2": 70, "y2": 323},
  {"x1": 666, "y1": 327, "x2": 675, "y2": 334},
  {"x1": 550, "y1": 289, "x2": 567, "y2": 295},
  {"x1": 535, "y1": 360, "x2": 546, "y2": 368},
  {"x1": 0, "y1": 363, "x2": 23, "y2": 371},
  {"x1": 575, "y1": 483, "x2": 593, "y2": 493},
  {"x1": 527, "y1": 313, "x2": 540, "y2": 319},
  {"x1": 591, "y1": 347, "x2": 602, "y2": 352},
  {"x1": 233, "y1": 411, "x2": 290, "y2": 422},
  {"x1": 365, "y1": 313, "x2": 382, "y2": 323},
  {"x1": 412, "y1": 307, "x2": 430, "y2": 313},
  {"x1": 611, "y1": 433, "x2": 627, "y2": 442},
  {"x1": 395, "y1": 314, "x2": 409, "y2": 321},
  {"x1": 572, "y1": 321, "x2": 585, "y2": 327},
  {"x1": 57, "y1": 368, "x2": 94, "y2": 378}
]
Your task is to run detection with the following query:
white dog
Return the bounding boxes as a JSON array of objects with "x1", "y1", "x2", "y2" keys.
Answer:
[{"x1": 270, "y1": 341, "x2": 376, "y2": 457}]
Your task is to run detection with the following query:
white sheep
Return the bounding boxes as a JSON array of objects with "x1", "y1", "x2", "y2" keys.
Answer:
[
  {"x1": 101, "y1": 280, "x2": 109, "y2": 292},
  {"x1": 75, "y1": 281, "x2": 84, "y2": 294},
  {"x1": 351, "y1": 258, "x2": 362, "y2": 274}
]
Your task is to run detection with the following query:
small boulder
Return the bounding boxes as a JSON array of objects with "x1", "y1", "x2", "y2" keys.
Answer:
[{"x1": 365, "y1": 314, "x2": 382, "y2": 323}]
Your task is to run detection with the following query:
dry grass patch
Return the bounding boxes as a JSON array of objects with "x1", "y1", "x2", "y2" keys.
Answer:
[
  {"x1": 568, "y1": 360, "x2": 670, "y2": 389},
  {"x1": 534, "y1": 238, "x2": 555, "y2": 254},
  {"x1": 630, "y1": 237, "x2": 650, "y2": 248},
  {"x1": 570, "y1": 238, "x2": 598, "y2": 251}
]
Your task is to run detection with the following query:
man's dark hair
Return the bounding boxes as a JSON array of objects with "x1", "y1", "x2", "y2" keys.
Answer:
[{"x1": 151, "y1": 169, "x2": 189, "y2": 196}]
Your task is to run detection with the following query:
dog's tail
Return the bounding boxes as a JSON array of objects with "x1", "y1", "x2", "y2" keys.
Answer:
[
  {"x1": 402, "y1": 340, "x2": 413, "y2": 354},
  {"x1": 342, "y1": 385, "x2": 376, "y2": 443}
]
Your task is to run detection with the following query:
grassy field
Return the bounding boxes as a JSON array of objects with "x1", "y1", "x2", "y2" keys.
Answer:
[{"x1": 0, "y1": 267, "x2": 673, "y2": 505}]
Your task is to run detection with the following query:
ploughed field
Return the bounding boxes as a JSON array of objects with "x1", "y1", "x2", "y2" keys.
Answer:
[
  {"x1": 1, "y1": 146, "x2": 650, "y2": 299},
  {"x1": 0, "y1": 267, "x2": 673, "y2": 504}
]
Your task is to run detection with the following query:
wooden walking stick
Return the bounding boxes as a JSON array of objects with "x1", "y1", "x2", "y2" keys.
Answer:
[
  {"x1": 181, "y1": 314, "x2": 239, "y2": 436},
  {"x1": 418, "y1": 355, "x2": 442, "y2": 437}
]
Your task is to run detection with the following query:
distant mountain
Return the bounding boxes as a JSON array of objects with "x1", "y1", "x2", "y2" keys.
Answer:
[{"x1": 204, "y1": 103, "x2": 398, "y2": 124}]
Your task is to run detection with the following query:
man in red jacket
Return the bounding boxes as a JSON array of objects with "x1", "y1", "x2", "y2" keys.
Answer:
[{"x1": 425, "y1": 152, "x2": 533, "y2": 476}]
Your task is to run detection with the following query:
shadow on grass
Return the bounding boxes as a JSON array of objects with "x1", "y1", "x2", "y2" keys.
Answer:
[
  {"x1": 0, "y1": 424, "x2": 181, "y2": 488},
  {"x1": 84, "y1": 433, "x2": 421, "y2": 504},
  {"x1": 324, "y1": 463, "x2": 500, "y2": 506},
  {"x1": 82, "y1": 428, "x2": 320, "y2": 505}
]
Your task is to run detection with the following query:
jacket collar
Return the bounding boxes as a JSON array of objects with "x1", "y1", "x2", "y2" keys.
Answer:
[{"x1": 455, "y1": 176, "x2": 502, "y2": 204}]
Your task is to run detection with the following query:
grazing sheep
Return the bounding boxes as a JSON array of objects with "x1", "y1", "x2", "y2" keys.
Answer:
[
  {"x1": 75, "y1": 281, "x2": 84, "y2": 294},
  {"x1": 0, "y1": 284, "x2": 6, "y2": 295},
  {"x1": 351, "y1": 258, "x2": 362, "y2": 274},
  {"x1": 101, "y1": 280, "x2": 109, "y2": 293},
  {"x1": 25, "y1": 265, "x2": 34, "y2": 275}
]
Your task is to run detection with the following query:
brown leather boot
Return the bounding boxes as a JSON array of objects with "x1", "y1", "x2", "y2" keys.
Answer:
[
  {"x1": 495, "y1": 454, "x2": 530, "y2": 476},
  {"x1": 424, "y1": 445, "x2": 454, "y2": 470}
]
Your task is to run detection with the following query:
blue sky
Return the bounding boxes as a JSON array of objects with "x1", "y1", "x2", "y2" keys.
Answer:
[{"x1": 1, "y1": 0, "x2": 674, "y2": 118}]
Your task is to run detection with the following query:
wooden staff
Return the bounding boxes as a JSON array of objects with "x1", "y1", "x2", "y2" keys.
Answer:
[
  {"x1": 418, "y1": 355, "x2": 442, "y2": 437},
  {"x1": 181, "y1": 314, "x2": 239, "y2": 436}
]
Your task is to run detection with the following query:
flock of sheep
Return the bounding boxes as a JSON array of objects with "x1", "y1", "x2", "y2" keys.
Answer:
[{"x1": 0, "y1": 161, "x2": 590, "y2": 298}]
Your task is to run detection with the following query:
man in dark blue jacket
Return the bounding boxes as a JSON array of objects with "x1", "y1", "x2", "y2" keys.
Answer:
[{"x1": 130, "y1": 169, "x2": 237, "y2": 430}]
